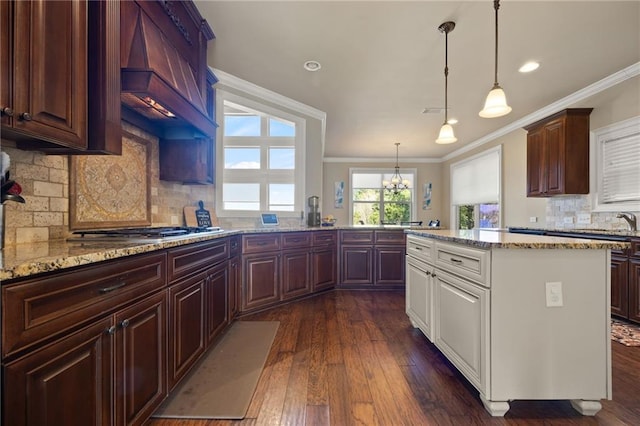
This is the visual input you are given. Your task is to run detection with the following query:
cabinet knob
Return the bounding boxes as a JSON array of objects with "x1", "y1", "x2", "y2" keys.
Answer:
[
  {"x1": 106, "y1": 326, "x2": 117, "y2": 335},
  {"x1": 19, "y1": 112, "x2": 32, "y2": 121},
  {"x1": 1, "y1": 107, "x2": 13, "y2": 117},
  {"x1": 426, "y1": 271, "x2": 431, "y2": 276},
  {"x1": 431, "y1": 272, "x2": 437, "y2": 278},
  {"x1": 120, "y1": 319, "x2": 130, "y2": 328}
]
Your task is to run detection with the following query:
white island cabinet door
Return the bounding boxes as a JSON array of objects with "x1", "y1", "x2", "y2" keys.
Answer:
[
  {"x1": 406, "y1": 256, "x2": 433, "y2": 341},
  {"x1": 434, "y1": 269, "x2": 489, "y2": 395}
]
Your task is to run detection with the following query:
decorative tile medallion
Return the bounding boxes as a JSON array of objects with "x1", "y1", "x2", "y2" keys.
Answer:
[{"x1": 70, "y1": 132, "x2": 151, "y2": 229}]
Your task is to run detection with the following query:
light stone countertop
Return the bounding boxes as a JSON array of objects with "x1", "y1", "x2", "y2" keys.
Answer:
[
  {"x1": 406, "y1": 228, "x2": 632, "y2": 250},
  {"x1": 1, "y1": 226, "x2": 631, "y2": 282}
]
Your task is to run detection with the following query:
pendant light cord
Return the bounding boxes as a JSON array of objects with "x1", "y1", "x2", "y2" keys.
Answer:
[
  {"x1": 444, "y1": 29, "x2": 449, "y2": 123},
  {"x1": 493, "y1": 0, "x2": 500, "y2": 88}
]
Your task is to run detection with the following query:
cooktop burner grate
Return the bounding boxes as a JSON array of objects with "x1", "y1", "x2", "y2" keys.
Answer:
[{"x1": 68, "y1": 226, "x2": 224, "y2": 243}]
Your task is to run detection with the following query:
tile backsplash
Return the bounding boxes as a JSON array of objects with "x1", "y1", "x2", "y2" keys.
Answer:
[
  {"x1": 546, "y1": 195, "x2": 635, "y2": 230},
  {"x1": 1, "y1": 122, "x2": 215, "y2": 246}
]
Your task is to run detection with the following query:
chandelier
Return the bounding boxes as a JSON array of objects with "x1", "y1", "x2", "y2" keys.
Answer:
[{"x1": 382, "y1": 143, "x2": 410, "y2": 194}]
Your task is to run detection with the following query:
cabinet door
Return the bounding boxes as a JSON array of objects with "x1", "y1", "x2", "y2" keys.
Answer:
[
  {"x1": 159, "y1": 138, "x2": 213, "y2": 184},
  {"x1": 228, "y1": 255, "x2": 240, "y2": 320},
  {"x1": 0, "y1": 1, "x2": 11, "y2": 127},
  {"x1": 312, "y1": 247, "x2": 337, "y2": 291},
  {"x1": 115, "y1": 291, "x2": 167, "y2": 426},
  {"x1": 375, "y1": 245, "x2": 405, "y2": 286},
  {"x1": 434, "y1": 269, "x2": 488, "y2": 393},
  {"x1": 611, "y1": 255, "x2": 629, "y2": 319},
  {"x1": 340, "y1": 246, "x2": 373, "y2": 286},
  {"x1": 168, "y1": 273, "x2": 206, "y2": 389},
  {"x1": 242, "y1": 253, "x2": 280, "y2": 311},
  {"x1": 542, "y1": 119, "x2": 565, "y2": 195},
  {"x1": 281, "y1": 249, "x2": 311, "y2": 300},
  {"x1": 11, "y1": 0, "x2": 87, "y2": 149},
  {"x1": 526, "y1": 127, "x2": 545, "y2": 196},
  {"x1": 628, "y1": 257, "x2": 640, "y2": 324},
  {"x1": 3, "y1": 317, "x2": 113, "y2": 426},
  {"x1": 206, "y1": 264, "x2": 229, "y2": 345},
  {"x1": 406, "y1": 257, "x2": 433, "y2": 341}
]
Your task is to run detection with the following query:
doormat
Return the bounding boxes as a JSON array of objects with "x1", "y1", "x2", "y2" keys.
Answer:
[
  {"x1": 611, "y1": 318, "x2": 640, "y2": 347},
  {"x1": 152, "y1": 321, "x2": 279, "y2": 419}
]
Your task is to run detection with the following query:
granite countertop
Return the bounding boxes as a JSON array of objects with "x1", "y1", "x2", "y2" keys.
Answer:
[
  {"x1": 406, "y1": 229, "x2": 632, "y2": 250},
  {"x1": 0, "y1": 225, "x2": 431, "y2": 282},
  {"x1": 507, "y1": 226, "x2": 640, "y2": 238}
]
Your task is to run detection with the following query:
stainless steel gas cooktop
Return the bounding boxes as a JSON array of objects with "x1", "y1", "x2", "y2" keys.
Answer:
[{"x1": 67, "y1": 226, "x2": 225, "y2": 244}]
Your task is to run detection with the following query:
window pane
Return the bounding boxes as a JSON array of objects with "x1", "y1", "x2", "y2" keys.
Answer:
[
  {"x1": 458, "y1": 205, "x2": 475, "y2": 230},
  {"x1": 269, "y1": 184, "x2": 294, "y2": 211},
  {"x1": 479, "y1": 203, "x2": 500, "y2": 228},
  {"x1": 383, "y1": 189, "x2": 411, "y2": 202},
  {"x1": 269, "y1": 118, "x2": 295, "y2": 137},
  {"x1": 224, "y1": 115, "x2": 260, "y2": 136},
  {"x1": 353, "y1": 202, "x2": 380, "y2": 225},
  {"x1": 353, "y1": 188, "x2": 380, "y2": 202},
  {"x1": 269, "y1": 148, "x2": 295, "y2": 169},
  {"x1": 223, "y1": 183, "x2": 260, "y2": 211},
  {"x1": 224, "y1": 148, "x2": 260, "y2": 169},
  {"x1": 353, "y1": 173, "x2": 383, "y2": 188},
  {"x1": 383, "y1": 203, "x2": 410, "y2": 223}
]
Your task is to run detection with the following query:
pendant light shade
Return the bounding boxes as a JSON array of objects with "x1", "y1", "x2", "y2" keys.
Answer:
[
  {"x1": 436, "y1": 21, "x2": 457, "y2": 145},
  {"x1": 479, "y1": 0, "x2": 511, "y2": 118}
]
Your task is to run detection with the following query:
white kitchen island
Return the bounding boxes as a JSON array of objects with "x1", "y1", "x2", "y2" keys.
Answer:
[{"x1": 405, "y1": 229, "x2": 629, "y2": 417}]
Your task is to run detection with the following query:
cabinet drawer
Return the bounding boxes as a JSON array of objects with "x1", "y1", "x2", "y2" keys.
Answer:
[
  {"x1": 313, "y1": 230, "x2": 336, "y2": 246},
  {"x1": 242, "y1": 234, "x2": 281, "y2": 254},
  {"x1": 631, "y1": 238, "x2": 640, "y2": 258},
  {"x1": 2, "y1": 252, "x2": 167, "y2": 358},
  {"x1": 375, "y1": 230, "x2": 405, "y2": 244},
  {"x1": 282, "y1": 232, "x2": 312, "y2": 249},
  {"x1": 406, "y1": 235, "x2": 435, "y2": 264},
  {"x1": 435, "y1": 242, "x2": 489, "y2": 286},
  {"x1": 340, "y1": 230, "x2": 374, "y2": 244},
  {"x1": 167, "y1": 239, "x2": 229, "y2": 283}
]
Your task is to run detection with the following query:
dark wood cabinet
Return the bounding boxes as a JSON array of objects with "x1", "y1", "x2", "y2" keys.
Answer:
[
  {"x1": 229, "y1": 255, "x2": 241, "y2": 320},
  {"x1": 629, "y1": 239, "x2": 640, "y2": 323},
  {"x1": 243, "y1": 252, "x2": 281, "y2": 311},
  {"x1": 159, "y1": 137, "x2": 215, "y2": 184},
  {"x1": 339, "y1": 229, "x2": 405, "y2": 288},
  {"x1": 4, "y1": 317, "x2": 114, "y2": 426},
  {"x1": 611, "y1": 238, "x2": 640, "y2": 325},
  {"x1": 281, "y1": 250, "x2": 311, "y2": 300},
  {"x1": 1, "y1": 0, "x2": 121, "y2": 153},
  {"x1": 524, "y1": 108, "x2": 592, "y2": 197},
  {"x1": 205, "y1": 262, "x2": 229, "y2": 345},
  {"x1": 311, "y1": 231, "x2": 337, "y2": 291},
  {"x1": 114, "y1": 291, "x2": 167, "y2": 426}
]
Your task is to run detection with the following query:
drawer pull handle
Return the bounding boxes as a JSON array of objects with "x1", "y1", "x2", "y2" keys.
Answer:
[
  {"x1": 19, "y1": 112, "x2": 32, "y2": 121},
  {"x1": 450, "y1": 258, "x2": 463, "y2": 264},
  {"x1": 257, "y1": 241, "x2": 268, "y2": 246},
  {"x1": 99, "y1": 282, "x2": 126, "y2": 294},
  {"x1": 120, "y1": 319, "x2": 130, "y2": 328},
  {"x1": 290, "y1": 238, "x2": 301, "y2": 242},
  {"x1": 414, "y1": 246, "x2": 423, "y2": 251},
  {"x1": 106, "y1": 326, "x2": 117, "y2": 335}
]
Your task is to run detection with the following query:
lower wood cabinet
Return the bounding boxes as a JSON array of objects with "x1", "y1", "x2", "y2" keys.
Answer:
[
  {"x1": 281, "y1": 249, "x2": 311, "y2": 300},
  {"x1": 4, "y1": 290, "x2": 167, "y2": 426},
  {"x1": 228, "y1": 255, "x2": 240, "y2": 321},
  {"x1": 205, "y1": 262, "x2": 229, "y2": 345},
  {"x1": 340, "y1": 246, "x2": 374, "y2": 285},
  {"x1": 610, "y1": 237, "x2": 640, "y2": 324},
  {"x1": 242, "y1": 252, "x2": 280, "y2": 311}
]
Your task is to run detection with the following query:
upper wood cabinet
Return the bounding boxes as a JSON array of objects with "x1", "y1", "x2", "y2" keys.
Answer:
[
  {"x1": 0, "y1": 0, "x2": 121, "y2": 154},
  {"x1": 524, "y1": 108, "x2": 592, "y2": 197}
]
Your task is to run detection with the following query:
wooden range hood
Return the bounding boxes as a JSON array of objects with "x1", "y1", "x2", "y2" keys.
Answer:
[{"x1": 120, "y1": 0, "x2": 217, "y2": 138}]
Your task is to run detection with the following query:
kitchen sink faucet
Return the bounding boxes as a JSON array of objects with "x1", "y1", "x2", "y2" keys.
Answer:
[{"x1": 616, "y1": 212, "x2": 637, "y2": 232}]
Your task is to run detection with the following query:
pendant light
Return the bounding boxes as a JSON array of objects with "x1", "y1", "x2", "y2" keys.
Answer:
[
  {"x1": 382, "y1": 143, "x2": 410, "y2": 194},
  {"x1": 436, "y1": 21, "x2": 457, "y2": 144},
  {"x1": 479, "y1": 0, "x2": 512, "y2": 118}
]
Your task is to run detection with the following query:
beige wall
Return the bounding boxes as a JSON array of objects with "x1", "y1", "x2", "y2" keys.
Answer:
[{"x1": 322, "y1": 161, "x2": 443, "y2": 226}]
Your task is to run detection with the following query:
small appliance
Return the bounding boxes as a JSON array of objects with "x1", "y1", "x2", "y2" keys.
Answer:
[{"x1": 307, "y1": 196, "x2": 320, "y2": 227}]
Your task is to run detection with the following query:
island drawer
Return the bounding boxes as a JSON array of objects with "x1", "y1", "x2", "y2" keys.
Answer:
[
  {"x1": 340, "y1": 230, "x2": 374, "y2": 244},
  {"x1": 435, "y1": 242, "x2": 489, "y2": 286},
  {"x1": 375, "y1": 230, "x2": 406, "y2": 244},
  {"x1": 406, "y1": 235, "x2": 435, "y2": 264},
  {"x1": 242, "y1": 234, "x2": 281, "y2": 254},
  {"x1": 313, "y1": 230, "x2": 336, "y2": 246},
  {"x1": 282, "y1": 232, "x2": 312, "y2": 249},
  {"x1": 167, "y1": 238, "x2": 229, "y2": 283},
  {"x1": 2, "y1": 252, "x2": 167, "y2": 358}
]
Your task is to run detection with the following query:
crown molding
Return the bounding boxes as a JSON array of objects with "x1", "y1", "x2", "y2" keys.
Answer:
[{"x1": 323, "y1": 157, "x2": 442, "y2": 163}]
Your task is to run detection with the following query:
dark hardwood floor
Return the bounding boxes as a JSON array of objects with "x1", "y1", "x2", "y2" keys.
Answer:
[{"x1": 147, "y1": 290, "x2": 640, "y2": 426}]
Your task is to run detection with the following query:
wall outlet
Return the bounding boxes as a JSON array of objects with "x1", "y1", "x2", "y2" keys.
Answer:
[
  {"x1": 563, "y1": 216, "x2": 574, "y2": 224},
  {"x1": 545, "y1": 281, "x2": 564, "y2": 307},
  {"x1": 529, "y1": 216, "x2": 538, "y2": 223},
  {"x1": 577, "y1": 213, "x2": 591, "y2": 224}
]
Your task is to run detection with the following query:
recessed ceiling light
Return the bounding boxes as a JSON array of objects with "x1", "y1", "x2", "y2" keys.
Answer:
[
  {"x1": 519, "y1": 61, "x2": 540, "y2": 73},
  {"x1": 303, "y1": 60, "x2": 321, "y2": 72}
]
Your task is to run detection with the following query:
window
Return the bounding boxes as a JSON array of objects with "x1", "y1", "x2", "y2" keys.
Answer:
[
  {"x1": 350, "y1": 169, "x2": 416, "y2": 225},
  {"x1": 217, "y1": 96, "x2": 304, "y2": 216},
  {"x1": 592, "y1": 116, "x2": 640, "y2": 212},
  {"x1": 450, "y1": 146, "x2": 501, "y2": 229}
]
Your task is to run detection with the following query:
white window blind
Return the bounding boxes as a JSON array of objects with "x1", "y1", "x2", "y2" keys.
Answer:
[
  {"x1": 601, "y1": 130, "x2": 640, "y2": 203},
  {"x1": 451, "y1": 147, "x2": 501, "y2": 205}
]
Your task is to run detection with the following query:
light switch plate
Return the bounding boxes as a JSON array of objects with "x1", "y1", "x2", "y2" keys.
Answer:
[
  {"x1": 577, "y1": 213, "x2": 591, "y2": 224},
  {"x1": 546, "y1": 281, "x2": 563, "y2": 307}
]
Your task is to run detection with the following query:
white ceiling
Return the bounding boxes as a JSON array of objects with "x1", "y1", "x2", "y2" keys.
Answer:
[{"x1": 195, "y1": 0, "x2": 640, "y2": 160}]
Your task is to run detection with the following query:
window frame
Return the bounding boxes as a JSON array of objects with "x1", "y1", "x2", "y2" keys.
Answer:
[
  {"x1": 349, "y1": 168, "x2": 417, "y2": 226},
  {"x1": 449, "y1": 146, "x2": 502, "y2": 229},
  {"x1": 591, "y1": 116, "x2": 640, "y2": 213},
  {"x1": 216, "y1": 90, "x2": 306, "y2": 217}
]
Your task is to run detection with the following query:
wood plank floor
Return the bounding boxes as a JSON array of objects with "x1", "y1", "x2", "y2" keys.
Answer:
[{"x1": 147, "y1": 290, "x2": 640, "y2": 426}]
